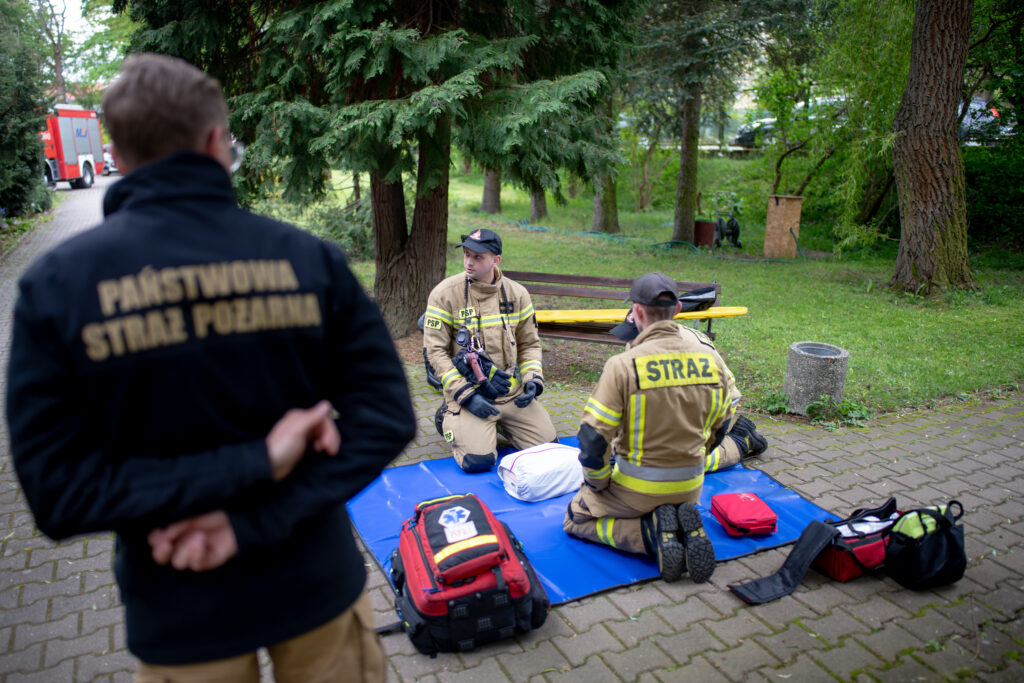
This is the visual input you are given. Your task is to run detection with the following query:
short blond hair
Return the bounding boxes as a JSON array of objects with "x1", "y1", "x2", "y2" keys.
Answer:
[{"x1": 102, "y1": 53, "x2": 228, "y2": 168}]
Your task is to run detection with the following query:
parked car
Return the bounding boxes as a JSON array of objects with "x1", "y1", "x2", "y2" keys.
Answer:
[
  {"x1": 959, "y1": 98, "x2": 1012, "y2": 146},
  {"x1": 733, "y1": 118, "x2": 776, "y2": 148},
  {"x1": 102, "y1": 145, "x2": 119, "y2": 176}
]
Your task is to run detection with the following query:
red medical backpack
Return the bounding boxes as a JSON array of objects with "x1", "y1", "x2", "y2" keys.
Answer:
[{"x1": 390, "y1": 493, "x2": 549, "y2": 656}]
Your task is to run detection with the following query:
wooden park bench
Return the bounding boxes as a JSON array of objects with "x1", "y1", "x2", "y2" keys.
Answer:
[{"x1": 502, "y1": 270, "x2": 747, "y2": 344}]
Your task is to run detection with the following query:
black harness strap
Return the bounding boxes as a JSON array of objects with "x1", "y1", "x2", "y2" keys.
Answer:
[{"x1": 727, "y1": 521, "x2": 838, "y2": 605}]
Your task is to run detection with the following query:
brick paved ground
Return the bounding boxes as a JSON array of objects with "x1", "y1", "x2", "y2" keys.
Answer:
[{"x1": 2, "y1": 177, "x2": 1022, "y2": 682}]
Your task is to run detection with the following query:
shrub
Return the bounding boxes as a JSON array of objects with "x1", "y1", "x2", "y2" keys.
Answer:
[
  {"x1": 0, "y1": 32, "x2": 52, "y2": 218},
  {"x1": 963, "y1": 142, "x2": 1024, "y2": 250},
  {"x1": 304, "y1": 196, "x2": 374, "y2": 261}
]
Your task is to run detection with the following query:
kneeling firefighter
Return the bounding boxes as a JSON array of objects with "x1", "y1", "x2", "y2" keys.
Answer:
[{"x1": 422, "y1": 229, "x2": 556, "y2": 472}]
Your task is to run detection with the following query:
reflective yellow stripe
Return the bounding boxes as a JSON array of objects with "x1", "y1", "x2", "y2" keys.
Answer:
[
  {"x1": 478, "y1": 314, "x2": 506, "y2": 326},
  {"x1": 441, "y1": 368, "x2": 461, "y2": 388},
  {"x1": 506, "y1": 304, "x2": 534, "y2": 323},
  {"x1": 425, "y1": 305, "x2": 454, "y2": 326},
  {"x1": 628, "y1": 393, "x2": 645, "y2": 466},
  {"x1": 611, "y1": 466, "x2": 704, "y2": 495},
  {"x1": 415, "y1": 494, "x2": 466, "y2": 512},
  {"x1": 705, "y1": 446, "x2": 720, "y2": 473},
  {"x1": 433, "y1": 534, "x2": 498, "y2": 565},
  {"x1": 587, "y1": 463, "x2": 612, "y2": 479},
  {"x1": 519, "y1": 360, "x2": 542, "y2": 374},
  {"x1": 597, "y1": 518, "x2": 616, "y2": 548},
  {"x1": 584, "y1": 397, "x2": 621, "y2": 426},
  {"x1": 701, "y1": 387, "x2": 717, "y2": 444}
]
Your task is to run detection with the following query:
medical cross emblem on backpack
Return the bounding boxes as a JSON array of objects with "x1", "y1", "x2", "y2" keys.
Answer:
[{"x1": 439, "y1": 507, "x2": 471, "y2": 527}]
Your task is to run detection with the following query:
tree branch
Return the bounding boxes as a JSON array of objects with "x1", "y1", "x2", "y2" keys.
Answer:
[
  {"x1": 794, "y1": 147, "x2": 834, "y2": 196},
  {"x1": 772, "y1": 139, "x2": 807, "y2": 195}
]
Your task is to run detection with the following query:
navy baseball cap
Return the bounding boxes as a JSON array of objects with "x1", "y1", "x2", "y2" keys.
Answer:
[{"x1": 456, "y1": 228, "x2": 502, "y2": 255}]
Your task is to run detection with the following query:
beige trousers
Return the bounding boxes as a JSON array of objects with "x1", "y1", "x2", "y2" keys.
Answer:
[
  {"x1": 442, "y1": 397, "x2": 556, "y2": 471},
  {"x1": 562, "y1": 437, "x2": 742, "y2": 554},
  {"x1": 135, "y1": 592, "x2": 384, "y2": 683}
]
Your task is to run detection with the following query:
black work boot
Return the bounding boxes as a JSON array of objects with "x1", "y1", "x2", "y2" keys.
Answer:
[
  {"x1": 677, "y1": 502, "x2": 716, "y2": 583},
  {"x1": 729, "y1": 415, "x2": 768, "y2": 459},
  {"x1": 641, "y1": 505, "x2": 684, "y2": 582}
]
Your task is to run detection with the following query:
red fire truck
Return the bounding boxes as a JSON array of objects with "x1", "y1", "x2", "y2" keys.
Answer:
[{"x1": 40, "y1": 105, "x2": 106, "y2": 189}]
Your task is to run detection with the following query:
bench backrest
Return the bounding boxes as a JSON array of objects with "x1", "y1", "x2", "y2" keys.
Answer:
[{"x1": 503, "y1": 271, "x2": 722, "y2": 306}]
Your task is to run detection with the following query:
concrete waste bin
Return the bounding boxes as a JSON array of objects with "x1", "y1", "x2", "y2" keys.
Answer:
[{"x1": 783, "y1": 341, "x2": 849, "y2": 416}]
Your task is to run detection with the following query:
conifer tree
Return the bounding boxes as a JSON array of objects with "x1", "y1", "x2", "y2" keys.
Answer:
[
  {"x1": 628, "y1": 1, "x2": 784, "y2": 244},
  {"x1": 116, "y1": 0, "x2": 644, "y2": 335}
]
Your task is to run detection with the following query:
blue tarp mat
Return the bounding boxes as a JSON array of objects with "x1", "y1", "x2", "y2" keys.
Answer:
[{"x1": 348, "y1": 440, "x2": 834, "y2": 605}]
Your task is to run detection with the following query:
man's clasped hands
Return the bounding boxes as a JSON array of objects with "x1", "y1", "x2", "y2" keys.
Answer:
[{"x1": 147, "y1": 400, "x2": 341, "y2": 572}]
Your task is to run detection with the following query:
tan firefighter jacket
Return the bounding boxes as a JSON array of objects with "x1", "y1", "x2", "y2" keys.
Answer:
[
  {"x1": 580, "y1": 319, "x2": 739, "y2": 498},
  {"x1": 423, "y1": 269, "x2": 544, "y2": 410}
]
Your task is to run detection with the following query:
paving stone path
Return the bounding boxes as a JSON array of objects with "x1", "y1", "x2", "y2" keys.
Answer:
[{"x1": 1, "y1": 177, "x2": 1022, "y2": 682}]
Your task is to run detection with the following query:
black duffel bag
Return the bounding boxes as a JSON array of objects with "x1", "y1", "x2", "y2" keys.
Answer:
[{"x1": 884, "y1": 500, "x2": 966, "y2": 591}]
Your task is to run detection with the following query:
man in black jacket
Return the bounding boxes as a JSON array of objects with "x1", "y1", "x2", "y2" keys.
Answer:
[{"x1": 6, "y1": 53, "x2": 415, "y2": 681}]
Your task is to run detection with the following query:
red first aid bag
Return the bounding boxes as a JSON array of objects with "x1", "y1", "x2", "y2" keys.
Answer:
[
  {"x1": 812, "y1": 497, "x2": 899, "y2": 582},
  {"x1": 390, "y1": 493, "x2": 549, "y2": 656},
  {"x1": 711, "y1": 492, "x2": 778, "y2": 536}
]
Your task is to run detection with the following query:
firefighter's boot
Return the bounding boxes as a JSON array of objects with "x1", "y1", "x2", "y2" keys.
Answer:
[
  {"x1": 642, "y1": 505, "x2": 685, "y2": 582},
  {"x1": 729, "y1": 416, "x2": 768, "y2": 459},
  {"x1": 677, "y1": 502, "x2": 715, "y2": 583}
]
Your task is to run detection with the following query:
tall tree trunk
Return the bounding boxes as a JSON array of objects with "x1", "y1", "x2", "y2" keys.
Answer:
[
  {"x1": 529, "y1": 190, "x2": 547, "y2": 222},
  {"x1": 53, "y1": 49, "x2": 66, "y2": 102},
  {"x1": 592, "y1": 177, "x2": 620, "y2": 233},
  {"x1": 461, "y1": 155, "x2": 472, "y2": 174},
  {"x1": 352, "y1": 172, "x2": 360, "y2": 201},
  {"x1": 567, "y1": 176, "x2": 579, "y2": 199},
  {"x1": 672, "y1": 86, "x2": 702, "y2": 244},
  {"x1": 372, "y1": 120, "x2": 451, "y2": 337},
  {"x1": 891, "y1": 0, "x2": 976, "y2": 293},
  {"x1": 481, "y1": 168, "x2": 501, "y2": 213},
  {"x1": 636, "y1": 136, "x2": 659, "y2": 212},
  {"x1": 592, "y1": 181, "x2": 605, "y2": 232}
]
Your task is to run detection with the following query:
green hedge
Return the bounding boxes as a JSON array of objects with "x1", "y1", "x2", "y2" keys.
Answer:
[
  {"x1": 963, "y1": 141, "x2": 1024, "y2": 250},
  {"x1": 0, "y1": 33, "x2": 52, "y2": 219}
]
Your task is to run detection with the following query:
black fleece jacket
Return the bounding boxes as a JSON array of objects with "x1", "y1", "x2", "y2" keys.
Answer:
[{"x1": 6, "y1": 152, "x2": 415, "y2": 664}]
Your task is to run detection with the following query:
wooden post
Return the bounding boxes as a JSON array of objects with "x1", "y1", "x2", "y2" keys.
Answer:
[{"x1": 764, "y1": 195, "x2": 803, "y2": 258}]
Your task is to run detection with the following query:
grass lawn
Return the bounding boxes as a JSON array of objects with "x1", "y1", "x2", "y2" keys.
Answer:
[{"x1": 350, "y1": 165, "x2": 1024, "y2": 420}]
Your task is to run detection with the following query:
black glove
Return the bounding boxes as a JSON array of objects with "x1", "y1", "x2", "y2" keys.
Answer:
[
  {"x1": 460, "y1": 392, "x2": 499, "y2": 419},
  {"x1": 514, "y1": 380, "x2": 542, "y2": 408},
  {"x1": 477, "y1": 366, "x2": 512, "y2": 400},
  {"x1": 453, "y1": 350, "x2": 511, "y2": 400}
]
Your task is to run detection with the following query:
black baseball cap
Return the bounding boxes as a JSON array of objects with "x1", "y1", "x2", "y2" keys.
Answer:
[
  {"x1": 609, "y1": 310, "x2": 640, "y2": 341},
  {"x1": 627, "y1": 272, "x2": 679, "y2": 306},
  {"x1": 456, "y1": 228, "x2": 502, "y2": 255}
]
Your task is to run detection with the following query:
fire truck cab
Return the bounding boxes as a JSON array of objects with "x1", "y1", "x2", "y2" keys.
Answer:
[{"x1": 40, "y1": 105, "x2": 105, "y2": 189}]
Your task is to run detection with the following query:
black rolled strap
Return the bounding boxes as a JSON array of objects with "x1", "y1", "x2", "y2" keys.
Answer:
[{"x1": 728, "y1": 521, "x2": 838, "y2": 605}]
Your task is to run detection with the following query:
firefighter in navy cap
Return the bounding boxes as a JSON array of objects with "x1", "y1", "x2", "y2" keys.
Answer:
[
  {"x1": 563, "y1": 272, "x2": 767, "y2": 583},
  {"x1": 423, "y1": 228, "x2": 556, "y2": 472}
]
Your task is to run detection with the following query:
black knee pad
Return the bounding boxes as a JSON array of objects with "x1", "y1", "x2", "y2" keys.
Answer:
[
  {"x1": 460, "y1": 452, "x2": 496, "y2": 473},
  {"x1": 434, "y1": 403, "x2": 446, "y2": 436},
  {"x1": 577, "y1": 423, "x2": 608, "y2": 470}
]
